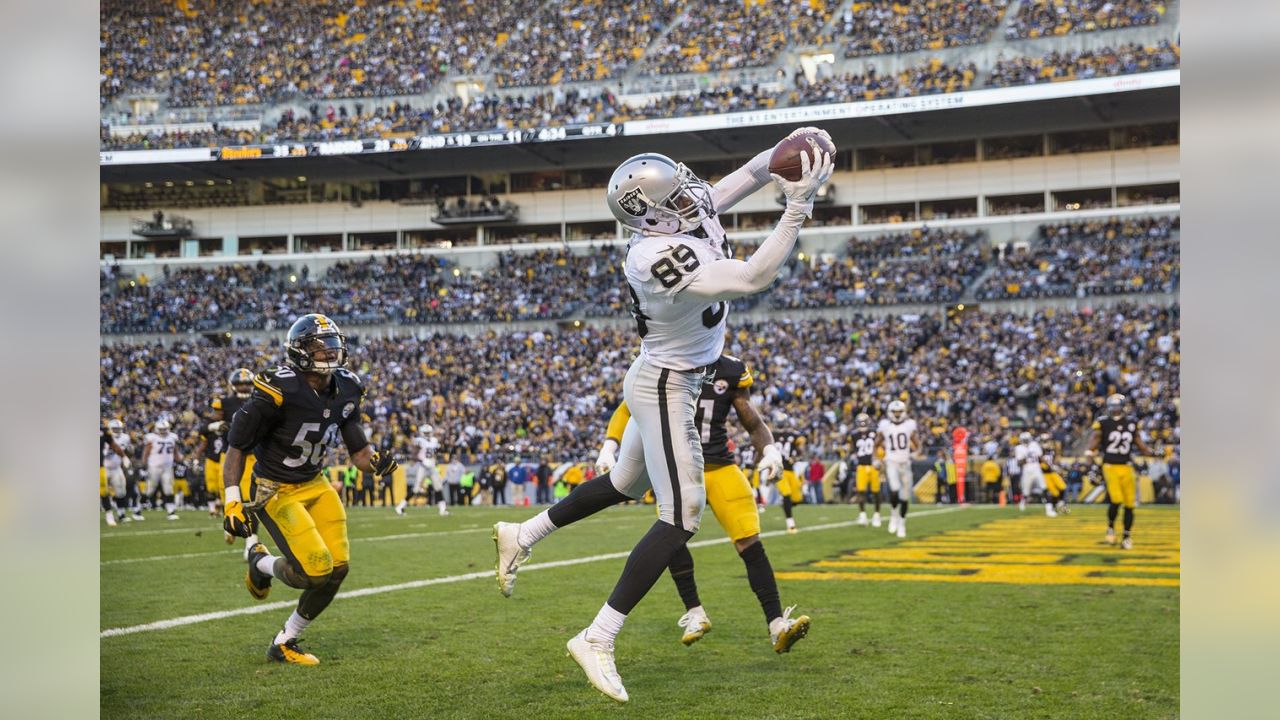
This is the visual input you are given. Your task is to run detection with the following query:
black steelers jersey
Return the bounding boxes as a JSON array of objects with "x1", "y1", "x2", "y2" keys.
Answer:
[
  {"x1": 852, "y1": 429, "x2": 877, "y2": 466},
  {"x1": 1093, "y1": 415, "x2": 1139, "y2": 465},
  {"x1": 227, "y1": 365, "x2": 368, "y2": 484},
  {"x1": 695, "y1": 355, "x2": 754, "y2": 467},
  {"x1": 774, "y1": 430, "x2": 804, "y2": 471},
  {"x1": 202, "y1": 394, "x2": 245, "y2": 461}
]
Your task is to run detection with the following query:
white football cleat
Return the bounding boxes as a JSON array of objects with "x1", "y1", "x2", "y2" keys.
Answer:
[
  {"x1": 896, "y1": 518, "x2": 907, "y2": 539},
  {"x1": 567, "y1": 630, "x2": 628, "y2": 703},
  {"x1": 167, "y1": 513, "x2": 180, "y2": 521},
  {"x1": 1045, "y1": 504, "x2": 1057, "y2": 517},
  {"x1": 677, "y1": 607, "x2": 712, "y2": 646},
  {"x1": 871, "y1": 512, "x2": 882, "y2": 528},
  {"x1": 492, "y1": 522, "x2": 531, "y2": 598},
  {"x1": 856, "y1": 512, "x2": 868, "y2": 526},
  {"x1": 1121, "y1": 536, "x2": 1133, "y2": 550},
  {"x1": 1018, "y1": 498, "x2": 1026, "y2": 511},
  {"x1": 888, "y1": 515, "x2": 898, "y2": 534},
  {"x1": 104, "y1": 512, "x2": 117, "y2": 527},
  {"x1": 769, "y1": 605, "x2": 811, "y2": 654},
  {"x1": 1105, "y1": 527, "x2": 1117, "y2": 545}
]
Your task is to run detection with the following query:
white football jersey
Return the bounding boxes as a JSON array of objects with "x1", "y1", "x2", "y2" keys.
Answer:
[
  {"x1": 1017, "y1": 441, "x2": 1043, "y2": 469},
  {"x1": 103, "y1": 434, "x2": 131, "y2": 470},
  {"x1": 413, "y1": 435, "x2": 439, "y2": 464},
  {"x1": 877, "y1": 418, "x2": 917, "y2": 462},
  {"x1": 625, "y1": 232, "x2": 730, "y2": 369},
  {"x1": 145, "y1": 431, "x2": 179, "y2": 467}
]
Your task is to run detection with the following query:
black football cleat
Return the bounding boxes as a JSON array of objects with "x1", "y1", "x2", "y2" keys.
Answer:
[
  {"x1": 245, "y1": 543, "x2": 273, "y2": 600},
  {"x1": 267, "y1": 637, "x2": 319, "y2": 666}
]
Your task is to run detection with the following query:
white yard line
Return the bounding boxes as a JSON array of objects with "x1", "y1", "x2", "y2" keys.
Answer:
[{"x1": 100, "y1": 506, "x2": 966, "y2": 637}]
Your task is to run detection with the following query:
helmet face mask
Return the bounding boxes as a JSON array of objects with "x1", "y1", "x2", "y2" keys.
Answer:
[
  {"x1": 155, "y1": 419, "x2": 171, "y2": 434},
  {"x1": 887, "y1": 400, "x2": 906, "y2": 423},
  {"x1": 286, "y1": 314, "x2": 348, "y2": 376},
  {"x1": 108, "y1": 419, "x2": 124, "y2": 434},
  {"x1": 228, "y1": 368, "x2": 254, "y2": 398},
  {"x1": 855, "y1": 413, "x2": 871, "y2": 429},
  {"x1": 1106, "y1": 393, "x2": 1126, "y2": 418},
  {"x1": 608, "y1": 154, "x2": 713, "y2": 234}
]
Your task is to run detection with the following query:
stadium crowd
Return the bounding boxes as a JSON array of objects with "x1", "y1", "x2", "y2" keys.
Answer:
[
  {"x1": 1004, "y1": 0, "x2": 1167, "y2": 40},
  {"x1": 975, "y1": 217, "x2": 1179, "y2": 300},
  {"x1": 841, "y1": 0, "x2": 1009, "y2": 58},
  {"x1": 770, "y1": 252, "x2": 986, "y2": 309},
  {"x1": 100, "y1": 303, "x2": 1179, "y2": 483},
  {"x1": 644, "y1": 0, "x2": 833, "y2": 76},
  {"x1": 791, "y1": 60, "x2": 977, "y2": 105},
  {"x1": 987, "y1": 41, "x2": 1179, "y2": 87}
]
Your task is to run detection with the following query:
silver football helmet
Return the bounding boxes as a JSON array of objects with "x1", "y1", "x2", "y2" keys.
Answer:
[
  {"x1": 607, "y1": 153, "x2": 713, "y2": 234},
  {"x1": 887, "y1": 400, "x2": 907, "y2": 423},
  {"x1": 155, "y1": 419, "x2": 171, "y2": 434}
]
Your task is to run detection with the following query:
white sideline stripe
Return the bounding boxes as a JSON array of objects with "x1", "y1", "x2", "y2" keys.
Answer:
[
  {"x1": 101, "y1": 527, "x2": 495, "y2": 565},
  {"x1": 100, "y1": 506, "x2": 966, "y2": 637}
]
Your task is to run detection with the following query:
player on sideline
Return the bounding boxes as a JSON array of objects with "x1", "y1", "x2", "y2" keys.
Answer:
[
  {"x1": 1087, "y1": 394, "x2": 1152, "y2": 549},
  {"x1": 585, "y1": 354, "x2": 808, "y2": 653},
  {"x1": 101, "y1": 419, "x2": 132, "y2": 526},
  {"x1": 851, "y1": 413, "x2": 883, "y2": 527},
  {"x1": 877, "y1": 400, "x2": 918, "y2": 538},
  {"x1": 1040, "y1": 434, "x2": 1070, "y2": 515},
  {"x1": 771, "y1": 421, "x2": 805, "y2": 534},
  {"x1": 142, "y1": 418, "x2": 182, "y2": 520},
  {"x1": 493, "y1": 128, "x2": 832, "y2": 702},
  {"x1": 1015, "y1": 431, "x2": 1056, "y2": 516},
  {"x1": 222, "y1": 314, "x2": 398, "y2": 665}
]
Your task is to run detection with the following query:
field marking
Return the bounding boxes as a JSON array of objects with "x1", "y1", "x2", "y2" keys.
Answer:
[{"x1": 100, "y1": 506, "x2": 968, "y2": 637}]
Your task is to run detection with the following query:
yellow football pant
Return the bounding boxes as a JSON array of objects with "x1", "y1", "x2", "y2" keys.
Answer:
[
  {"x1": 206, "y1": 455, "x2": 256, "y2": 497},
  {"x1": 1044, "y1": 472, "x2": 1066, "y2": 497},
  {"x1": 252, "y1": 475, "x2": 349, "y2": 577},
  {"x1": 1103, "y1": 463, "x2": 1137, "y2": 509},
  {"x1": 855, "y1": 464, "x2": 880, "y2": 494},
  {"x1": 705, "y1": 464, "x2": 761, "y2": 542},
  {"x1": 776, "y1": 469, "x2": 803, "y2": 503}
]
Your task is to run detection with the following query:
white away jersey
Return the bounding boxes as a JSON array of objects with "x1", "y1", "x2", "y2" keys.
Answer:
[
  {"x1": 877, "y1": 418, "x2": 917, "y2": 462},
  {"x1": 1015, "y1": 441, "x2": 1043, "y2": 469},
  {"x1": 103, "y1": 434, "x2": 132, "y2": 470},
  {"x1": 625, "y1": 232, "x2": 730, "y2": 369},
  {"x1": 145, "y1": 432, "x2": 179, "y2": 467},
  {"x1": 413, "y1": 435, "x2": 440, "y2": 464}
]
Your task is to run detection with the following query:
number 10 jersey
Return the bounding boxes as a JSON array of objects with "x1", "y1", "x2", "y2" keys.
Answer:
[{"x1": 227, "y1": 365, "x2": 368, "y2": 484}]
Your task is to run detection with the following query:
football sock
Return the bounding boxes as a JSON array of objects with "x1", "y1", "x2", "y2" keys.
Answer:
[
  {"x1": 517, "y1": 510, "x2": 557, "y2": 548},
  {"x1": 739, "y1": 541, "x2": 782, "y2": 624},
  {"x1": 245, "y1": 532, "x2": 259, "y2": 548},
  {"x1": 899, "y1": 499, "x2": 909, "y2": 519},
  {"x1": 781, "y1": 496, "x2": 794, "y2": 519},
  {"x1": 667, "y1": 544, "x2": 701, "y2": 610},
  {"x1": 544, "y1": 474, "x2": 629, "y2": 530},
  {"x1": 297, "y1": 563, "x2": 349, "y2": 621},
  {"x1": 256, "y1": 554, "x2": 276, "y2": 577},
  {"x1": 1107, "y1": 503, "x2": 1120, "y2": 527},
  {"x1": 275, "y1": 610, "x2": 312, "y2": 644},
  {"x1": 606, "y1": 520, "x2": 695, "y2": 615},
  {"x1": 585, "y1": 603, "x2": 627, "y2": 646},
  {"x1": 101, "y1": 496, "x2": 111, "y2": 512},
  {"x1": 1123, "y1": 508, "x2": 1134, "y2": 534}
]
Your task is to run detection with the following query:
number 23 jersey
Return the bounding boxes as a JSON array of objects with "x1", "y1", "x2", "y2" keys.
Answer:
[
  {"x1": 227, "y1": 365, "x2": 368, "y2": 484},
  {"x1": 1092, "y1": 415, "x2": 1138, "y2": 465}
]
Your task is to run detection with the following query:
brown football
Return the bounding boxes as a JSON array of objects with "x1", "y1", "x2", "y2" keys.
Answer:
[{"x1": 769, "y1": 131, "x2": 836, "y2": 181}]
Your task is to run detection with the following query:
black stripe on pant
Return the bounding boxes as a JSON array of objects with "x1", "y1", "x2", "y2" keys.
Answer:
[{"x1": 657, "y1": 368, "x2": 683, "y2": 529}]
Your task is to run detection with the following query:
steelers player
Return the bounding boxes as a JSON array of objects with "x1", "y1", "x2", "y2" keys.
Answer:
[
  {"x1": 200, "y1": 369, "x2": 255, "y2": 530},
  {"x1": 1040, "y1": 434, "x2": 1069, "y2": 515},
  {"x1": 850, "y1": 413, "x2": 882, "y2": 527},
  {"x1": 222, "y1": 313, "x2": 398, "y2": 665},
  {"x1": 495, "y1": 354, "x2": 811, "y2": 655},
  {"x1": 1087, "y1": 393, "x2": 1152, "y2": 549},
  {"x1": 771, "y1": 419, "x2": 806, "y2": 534}
]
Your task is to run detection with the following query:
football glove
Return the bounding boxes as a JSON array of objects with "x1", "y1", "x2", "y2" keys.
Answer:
[
  {"x1": 207, "y1": 420, "x2": 229, "y2": 434},
  {"x1": 771, "y1": 148, "x2": 834, "y2": 219},
  {"x1": 758, "y1": 444, "x2": 784, "y2": 483},
  {"x1": 223, "y1": 499, "x2": 252, "y2": 538},
  {"x1": 595, "y1": 438, "x2": 619, "y2": 476},
  {"x1": 369, "y1": 449, "x2": 398, "y2": 477}
]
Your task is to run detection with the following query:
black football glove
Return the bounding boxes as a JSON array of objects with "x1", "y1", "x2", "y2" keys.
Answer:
[
  {"x1": 369, "y1": 450, "x2": 398, "y2": 477},
  {"x1": 223, "y1": 500, "x2": 252, "y2": 538}
]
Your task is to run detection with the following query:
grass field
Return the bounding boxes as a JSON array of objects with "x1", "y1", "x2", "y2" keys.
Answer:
[{"x1": 100, "y1": 502, "x2": 1179, "y2": 719}]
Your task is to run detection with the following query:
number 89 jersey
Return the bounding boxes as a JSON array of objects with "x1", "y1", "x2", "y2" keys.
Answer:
[
  {"x1": 625, "y1": 235, "x2": 729, "y2": 370},
  {"x1": 227, "y1": 365, "x2": 368, "y2": 484}
]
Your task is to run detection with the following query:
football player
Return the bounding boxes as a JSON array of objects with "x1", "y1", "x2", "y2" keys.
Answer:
[
  {"x1": 1014, "y1": 431, "x2": 1055, "y2": 516},
  {"x1": 101, "y1": 419, "x2": 132, "y2": 526},
  {"x1": 493, "y1": 128, "x2": 832, "y2": 702},
  {"x1": 399, "y1": 423, "x2": 445, "y2": 516},
  {"x1": 1040, "y1": 434, "x2": 1069, "y2": 515},
  {"x1": 142, "y1": 418, "x2": 181, "y2": 520},
  {"x1": 201, "y1": 368, "x2": 258, "y2": 542},
  {"x1": 1087, "y1": 393, "x2": 1153, "y2": 549},
  {"x1": 771, "y1": 419, "x2": 805, "y2": 534},
  {"x1": 877, "y1": 400, "x2": 918, "y2": 538},
  {"x1": 222, "y1": 314, "x2": 398, "y2": 665},
  {"x1": 598, "y1": 355, "x2": 806, "y2": 653},
  {"x1": 850, "y1": 413, "x2": 883, "y2": 527}
]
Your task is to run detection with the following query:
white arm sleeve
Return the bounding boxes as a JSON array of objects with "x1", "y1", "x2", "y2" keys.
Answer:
[
  {"x1": 681, "y1": 206, "x2": 807, "y2": 301},
  {"x1": 711, "y1": 148, "x2": 773, "y2": 213}
]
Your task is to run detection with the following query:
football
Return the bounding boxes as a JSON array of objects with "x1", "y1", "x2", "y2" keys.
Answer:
[{"x1": 769, "y1": 130, "x2": 837, "y2": 181}]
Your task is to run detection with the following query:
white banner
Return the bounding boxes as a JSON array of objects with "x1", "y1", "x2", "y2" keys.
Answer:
[
  {"x1": 99, "y1": 148, "x2": 214, "y2": 165},
  {"x1": 623, "y1": 70, "x2": 1180, "y2": 136}
]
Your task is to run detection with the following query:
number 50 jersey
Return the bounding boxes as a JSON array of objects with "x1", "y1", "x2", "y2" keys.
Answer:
[{"x1": 227, "y1": 365, "x2": 369, "y2": 484}]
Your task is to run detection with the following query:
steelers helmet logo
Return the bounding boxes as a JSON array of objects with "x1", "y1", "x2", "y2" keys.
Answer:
[
  {"x1": 617, "y1": 187, "x2": 651, "y2": 217},
  {"x1": 713, "y1": 379, "x2": 729, "y2": 395},
  {"x1": 314, "y1": 314, "x2": 335, "y2": 332}
]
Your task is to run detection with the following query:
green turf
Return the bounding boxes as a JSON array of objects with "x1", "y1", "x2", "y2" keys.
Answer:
[{"x1": 100, "y1": 503, "x2": 1179, "y2": 719}]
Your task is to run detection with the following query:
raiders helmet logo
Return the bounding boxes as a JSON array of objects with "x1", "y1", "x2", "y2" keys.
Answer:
[
  {"x1": 342, "y1": 402, "x2": 355, "y2": 419},
  {"x1": 617, "y1": 187, "x2": 651, "y2": 217},
  {"x1": 714, "y1": 380, "x2": 729, "y2": 395}
]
